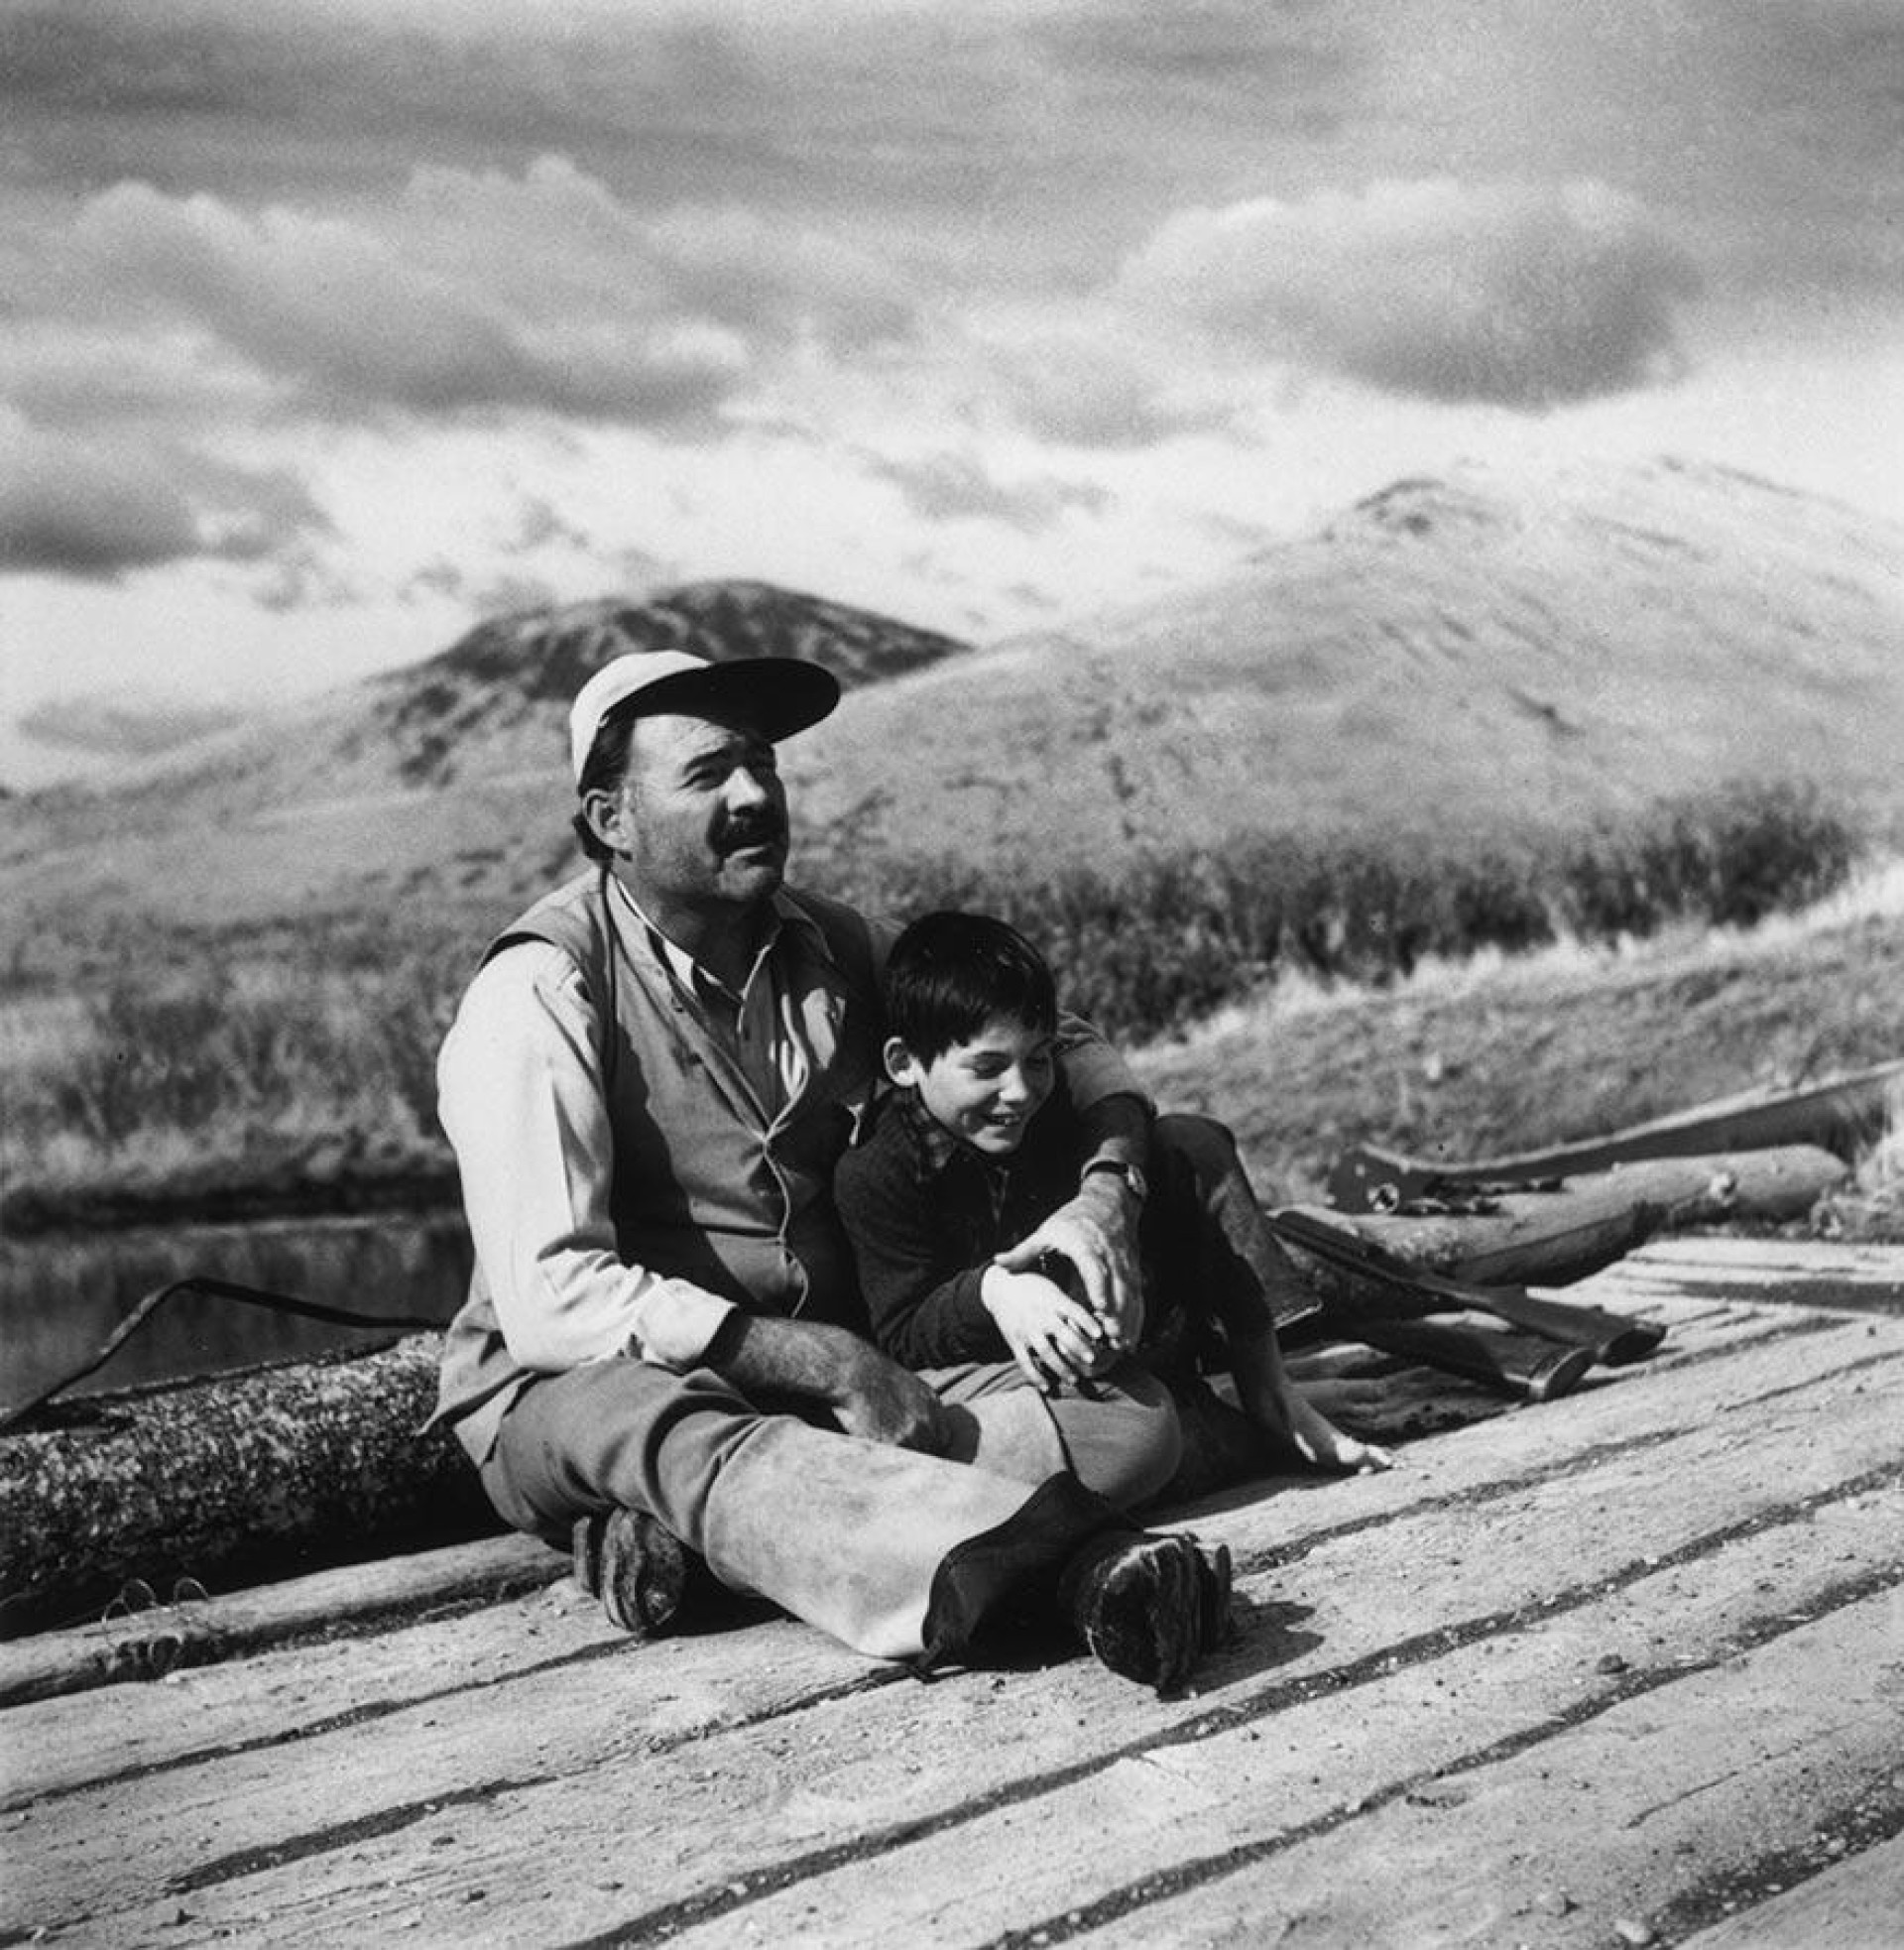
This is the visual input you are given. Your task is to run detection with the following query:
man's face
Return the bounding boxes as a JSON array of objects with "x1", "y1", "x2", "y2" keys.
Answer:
[{"x1": 590, "y1": 709, "x2": 791, "y2": 914}]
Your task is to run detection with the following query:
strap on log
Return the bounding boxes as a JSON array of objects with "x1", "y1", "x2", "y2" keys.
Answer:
[{"x1": 0, "y1": 1276, "x2": 444, "y2": 1435}]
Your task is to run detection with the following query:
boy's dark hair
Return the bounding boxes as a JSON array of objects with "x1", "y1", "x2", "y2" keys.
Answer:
[{"x1": 885, "y1": 911, "x2": 1058, "y2": 1063}]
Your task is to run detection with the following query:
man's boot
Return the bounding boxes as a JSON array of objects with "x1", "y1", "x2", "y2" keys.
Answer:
[
  {"x1": 1058, "y1": 1527, "x2": 1234, "y2": 1693},
  {"x1": 917, "y1": 1471, "x2": 1236, "y2": 1694},
  {"x1": 572, "y1": 1507, "x2": 703, "y2": 1636}
]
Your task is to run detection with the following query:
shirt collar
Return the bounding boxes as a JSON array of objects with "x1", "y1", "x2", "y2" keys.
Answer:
[
  {"x1": 608, "y1": 877, "x2": 790, "y2": 1006},
  {"x1": 892, "y1": 1084, "x2": 999, "y2": 1185}
]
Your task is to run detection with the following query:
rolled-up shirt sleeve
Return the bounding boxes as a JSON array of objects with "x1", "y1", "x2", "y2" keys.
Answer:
[
  {"x1": 1054, "y1": 1016, "x2": 1147, "y2": 1116},
  {"x1": 437, "y1": 941, "x2": 736, "y2": 1374}
]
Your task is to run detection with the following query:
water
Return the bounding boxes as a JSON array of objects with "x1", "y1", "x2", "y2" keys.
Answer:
[{"x1": 0, "y1": 1213, "x2": 472, "y2": 1414}]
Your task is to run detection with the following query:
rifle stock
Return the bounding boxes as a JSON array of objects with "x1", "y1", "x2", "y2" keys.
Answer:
[{"x1": 1349, "y1": 1317, "x2": 1596, "y2": 1402}]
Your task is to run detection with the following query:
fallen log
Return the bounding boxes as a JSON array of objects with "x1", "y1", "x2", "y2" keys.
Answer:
[
  {"x1": 0, "y1": 1333, "x2": 496, "y2": 1640},
  {"x1": 1279, "y1": 1145, "x2": 1848, "y2": 1326},
  {"x1": 1326, "y1": 1058, "x2": 1902, "y2": 1211}
]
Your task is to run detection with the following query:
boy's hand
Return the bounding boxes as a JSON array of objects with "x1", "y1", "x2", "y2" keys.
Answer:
[
  {"x1": 992, "y1": 1174, "x2": 1145, "y2": 1351},
  {"x1": 981, "y1": 1266, "x2": 1115, "y2": 1394},
  {"x1": 1278, "y1": 1391, "x2": 1397, "y2": 1474}
]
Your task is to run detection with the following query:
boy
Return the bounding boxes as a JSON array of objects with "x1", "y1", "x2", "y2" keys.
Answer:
[{"x1": 835, "y1": 911, "x2": 1393, "y2": 1479}]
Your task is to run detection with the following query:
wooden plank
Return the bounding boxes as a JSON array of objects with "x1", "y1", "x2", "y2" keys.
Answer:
[
  {"x1": 0, "y1": 1531, "x2": 562, "y2": 1710},
  {"x1": 1678, "y1": 1833, "x2": 1904, "y2": 1948},
  {"x1": 6, "y1": 1304, "x2": 1898, "y2": 1947},
  {"x1": 651, "y1": 1516, "x2": 1904, "y2": 1949},
  {"x1": 1562, "y1": 1236, "x2": 1904, "y2": 1318},
  {"x1": 1074, "y1": 1590, "x2": 1904, "y2": 1949},
  {"x1": 0, "y1": 1291, "x2": 1823, "y2": 1799},
  {"x1": 18, "y1": 1434, "x2": 1901, "y2": 1948}
]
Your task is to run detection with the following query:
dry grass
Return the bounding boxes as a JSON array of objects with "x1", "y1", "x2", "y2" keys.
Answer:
[
  {"x1": 1129, "y1": 873, "x2": 1904, "y2": 1230},
  {"x1": 1812, "y1": 1076, "x2": 1904, "y2": 1243}
]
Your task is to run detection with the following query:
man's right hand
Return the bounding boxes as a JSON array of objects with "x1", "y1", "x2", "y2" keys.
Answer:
[
  {"x1": 828, "y1": 1341, "x2": 952, "y2": 1451},
  {"x1": 704, "y1": 1312, "x2": 951, "y2": 1454}
]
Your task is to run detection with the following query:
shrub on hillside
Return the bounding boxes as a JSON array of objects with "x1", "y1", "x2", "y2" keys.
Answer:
[
  {"x1": 807, "y1": 780, "x2": 1861, "y2": 1039},
  {"x1": 1555, "y1": 782, "x2": 1855, "y2": 939}
]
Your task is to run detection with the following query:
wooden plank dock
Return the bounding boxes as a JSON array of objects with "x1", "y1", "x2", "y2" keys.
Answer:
[{"x1": 4, "y1": 1237, "x2": 1902, "y2": 1948}]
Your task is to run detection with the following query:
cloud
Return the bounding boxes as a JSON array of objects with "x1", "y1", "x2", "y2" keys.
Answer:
[
  {"x1": 977, "y1": 311, "x2": 1238, "y2": 448},
  {"x1": 1118, "y1": 179, "x2": 1701, "y2": 408},
  {"x1": 63, "y1": 176, "x2": 752, "y2": 426},
  {"x1": 0, "y1": 413, "x2": 328, "y2": 579},
  {"x1": 0, "y1": 427, "x2": 201, "y2": 578},
  {"x1": 405, "y1": 161, "x2": 915, "y2": 350},
  {"x1": 859, "y1": 449, "x2": 1111, "y2": 533},
  {"x1": 37, "y1": 158, "x2": 919, "y2": 436}
]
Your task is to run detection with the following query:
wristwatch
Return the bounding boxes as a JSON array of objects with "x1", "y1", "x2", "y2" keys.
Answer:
[{"x1": 1082, "y1": 1157, "x2": 1147, "y2": 1204}]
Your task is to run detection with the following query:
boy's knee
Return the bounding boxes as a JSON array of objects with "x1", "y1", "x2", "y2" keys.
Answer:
[
  {"x1": 1153, "y1": 1112, "x2": 1236, "y2": 1164},
  {"x1": 1048, "y1": 1362, "x2": 1184, "y2": 1509},
  {"x1": 1151, "y1": 1113, "x2": 1244, "y2": 1200}
]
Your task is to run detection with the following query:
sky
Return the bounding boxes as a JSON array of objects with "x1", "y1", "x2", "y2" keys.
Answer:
[{"x1": 2, "y1": 0, "x2": 1900, "y2": 785}]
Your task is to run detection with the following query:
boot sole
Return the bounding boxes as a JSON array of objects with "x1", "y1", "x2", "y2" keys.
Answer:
[
  {"x1": 1080, "y1": 1533, "x2": 1228, "y2": 1695},
  {"x1": 572, "y1": 1508, "x2": 691, "y2": 1638}
]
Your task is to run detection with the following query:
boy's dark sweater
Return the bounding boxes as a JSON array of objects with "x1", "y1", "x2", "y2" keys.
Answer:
[{"x1": 834, "y1": 1081, "x2": 1086, "y2": 1370}]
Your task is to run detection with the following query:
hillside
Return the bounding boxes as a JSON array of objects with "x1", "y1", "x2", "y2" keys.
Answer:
[
  {"x1": 785, "y1": 458, "x2": 1904, "y2": 875},
  {"x1": 0, "y1": 583, "x2": 973, "y2": 956},
  {"x1": 1, "y1": 458, "x2": 1899, "y2": 966}
]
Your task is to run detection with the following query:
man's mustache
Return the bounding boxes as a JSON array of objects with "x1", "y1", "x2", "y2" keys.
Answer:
[{"x1": 719, "y1": 812, "x2": 787, "y2": 852}]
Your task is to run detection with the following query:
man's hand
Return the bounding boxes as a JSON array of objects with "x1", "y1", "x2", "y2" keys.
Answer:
[
  {"x1": 992, "y1": 1171, "x2": 1145, "y2": 1351},
  {"x1": 981, "y1": 1266, "x2": 1117, "y2": 1394},
  {"x1": 705, "y1": 1313, "x2": 951, "y2": 1453},
  {"x1": 828, "y1": 1340, "x2": 954, "y2": 1451}
]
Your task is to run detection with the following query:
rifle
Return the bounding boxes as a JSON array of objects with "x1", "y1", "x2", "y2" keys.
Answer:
[{"x1": 1267, "y1": 1208, "x2": 1665, "y2": 1367}]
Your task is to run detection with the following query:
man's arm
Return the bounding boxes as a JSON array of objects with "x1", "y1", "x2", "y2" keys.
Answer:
[
  {"x1": 703, "y1": 1312, "x2": 951, "y2": 1451},
  {"x1": 439, "y1": 943, "x2": 738, "y2": 1373},
  {"x1": 992, "y1": 1091, "x2": 1151, "y2": 1346}
]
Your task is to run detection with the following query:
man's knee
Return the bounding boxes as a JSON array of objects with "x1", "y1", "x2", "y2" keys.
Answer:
[{"x1": 483, "y1": 1359, "x2": 761, "y2": 1547}]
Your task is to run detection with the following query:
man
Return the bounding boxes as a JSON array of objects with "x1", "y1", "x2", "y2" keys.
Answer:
[{"x1": 431, "y1": 631, "x2": 1233, "y2": 1691}]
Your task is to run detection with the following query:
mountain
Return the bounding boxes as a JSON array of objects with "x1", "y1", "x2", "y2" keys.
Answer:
[
  {"x1": 15, "y1": 695, "x2": 245, "y2": 764},
  {"x1": 782, "y1": 458, "x2": 1904, "y2": 875},
  {"x1": 2, "y1": 460, "x2": 1900, "y2": 958},
  {"x1": 372, "y1": 582, "x2": 970, "y2": 789},
  {"x1": 0, "y1": 582, "x2": 974, "y2": 937}
]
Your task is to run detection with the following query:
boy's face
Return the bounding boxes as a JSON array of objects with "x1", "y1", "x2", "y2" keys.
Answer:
[{"x1": 886, "y1": 1014, "x2": 1057, "y2": 1157}]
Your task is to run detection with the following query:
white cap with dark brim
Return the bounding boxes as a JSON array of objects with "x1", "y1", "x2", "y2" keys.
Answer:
[{"x1": 568, "y1": 649, "x2": 841, "y2": 783}]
